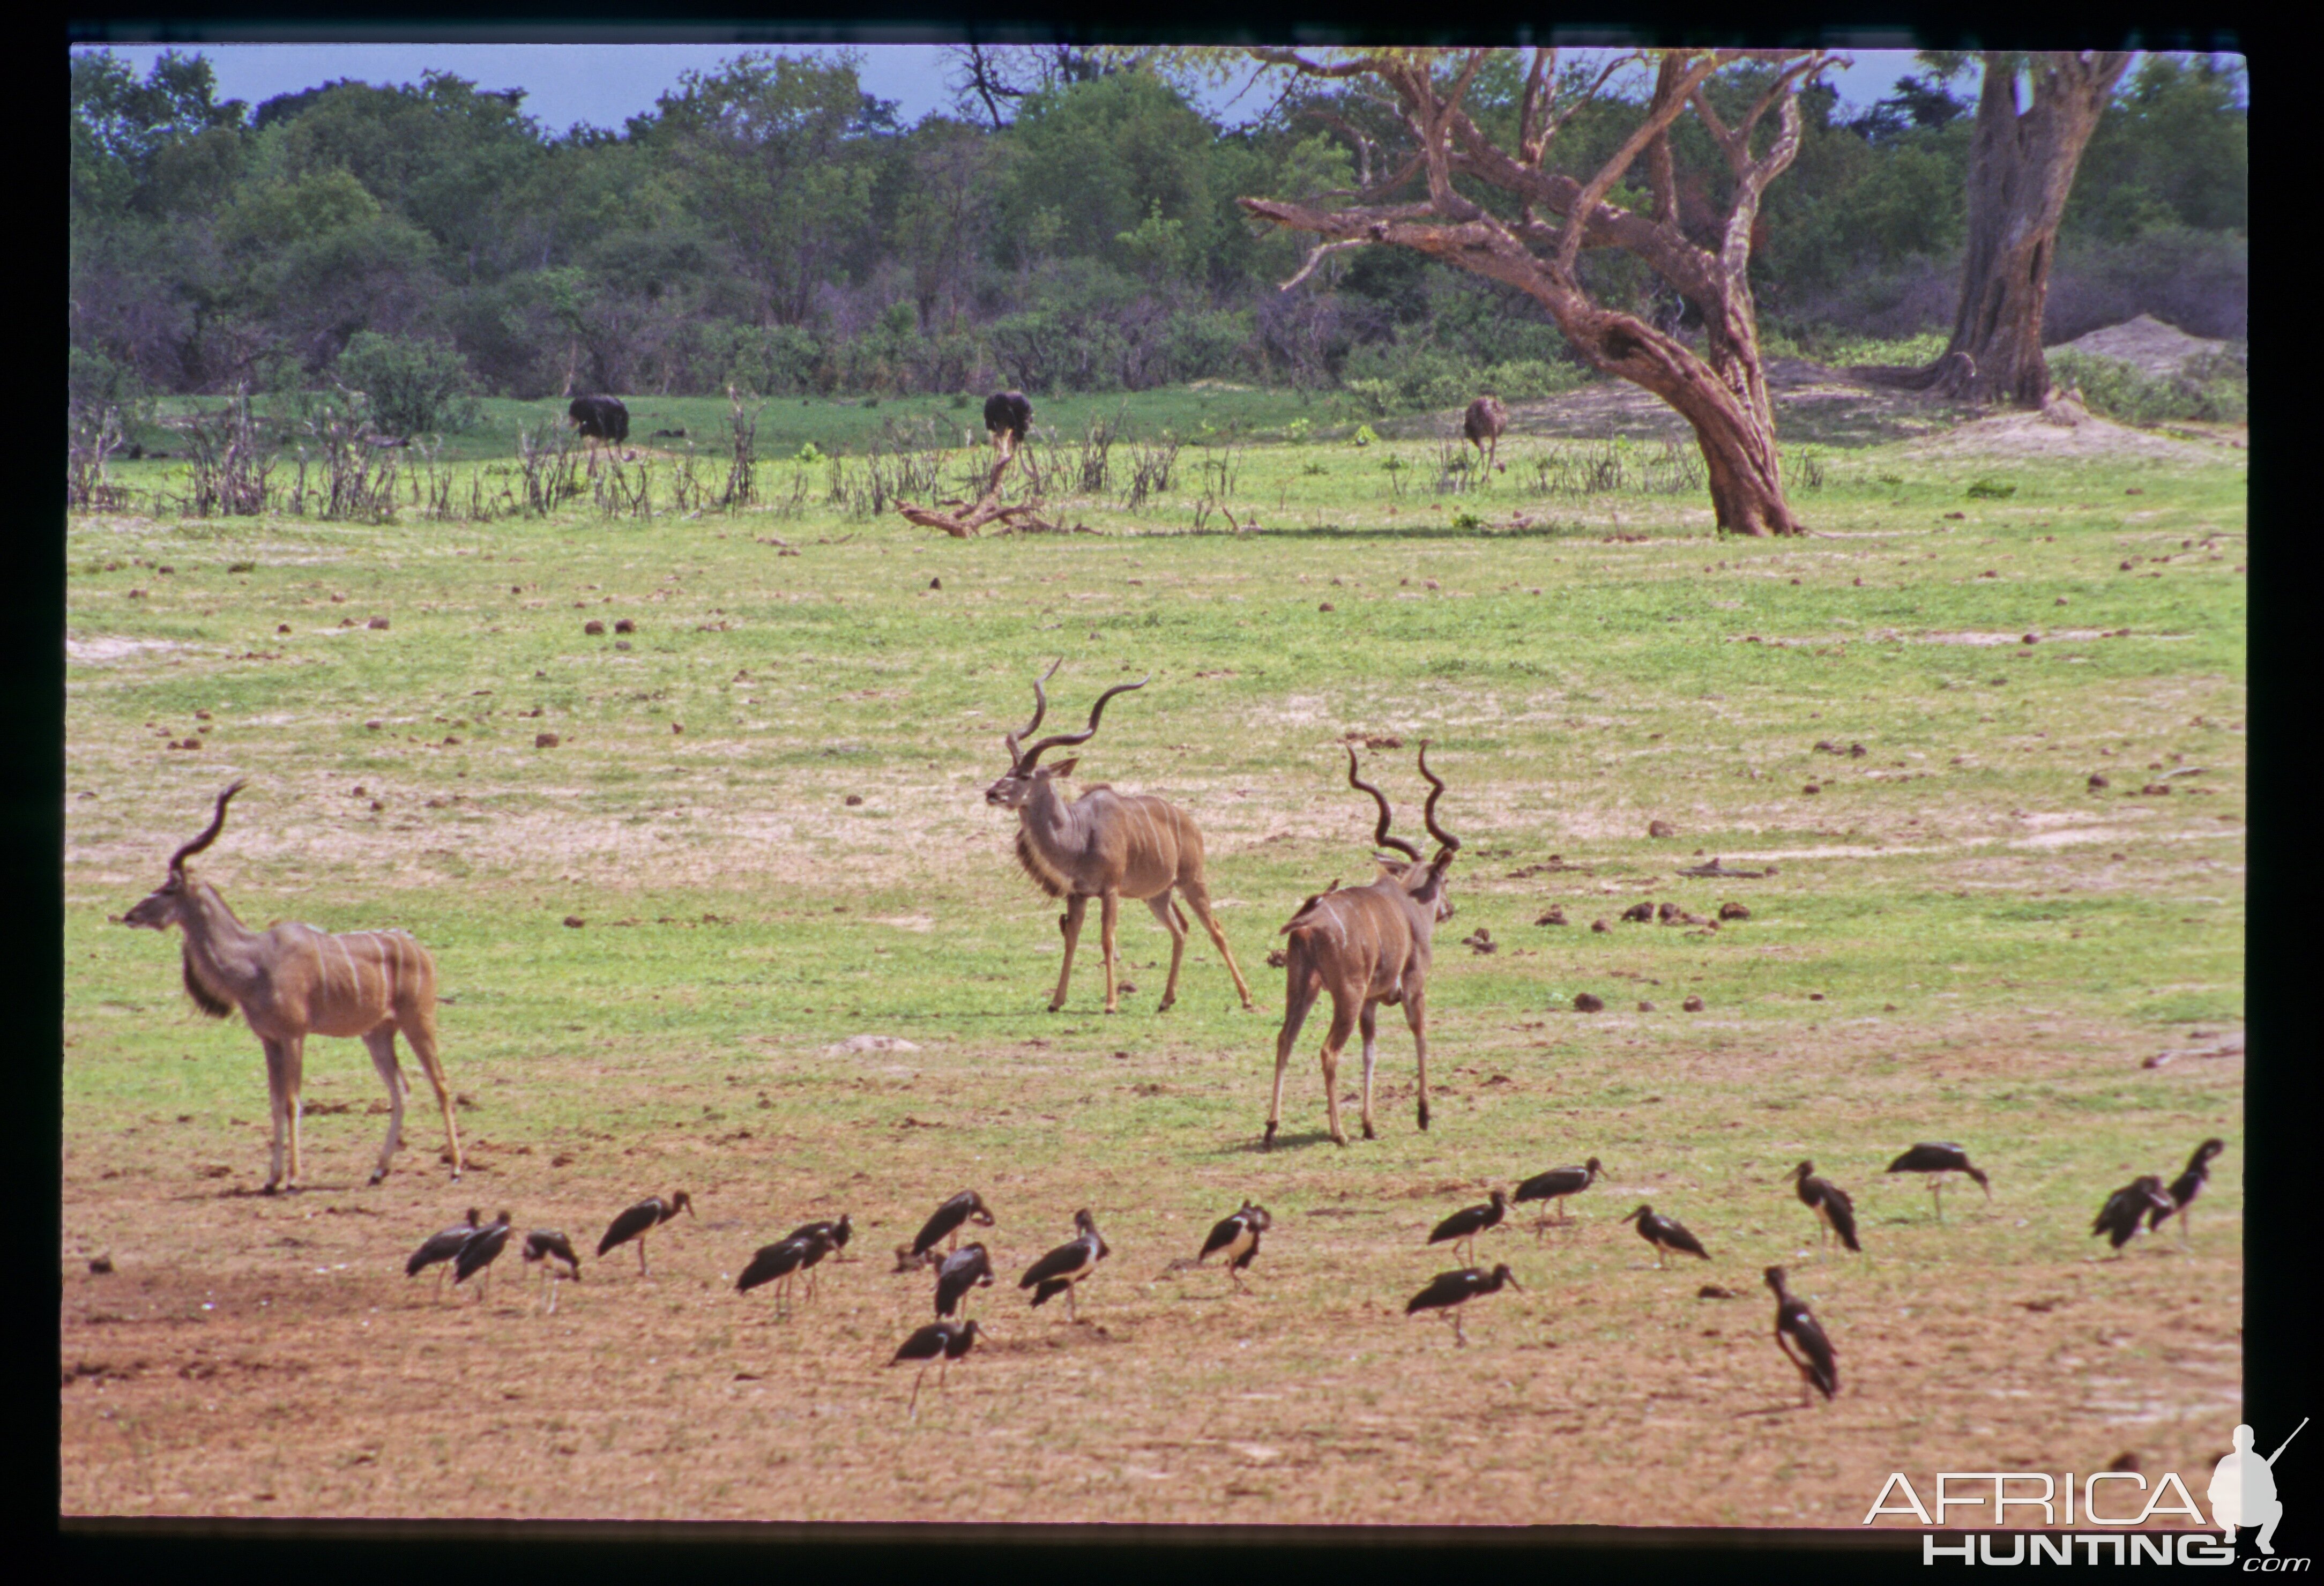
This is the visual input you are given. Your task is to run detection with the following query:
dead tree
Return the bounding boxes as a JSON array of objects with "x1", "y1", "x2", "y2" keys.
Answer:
[
  {"x1": 1857, "y1": 53, "x2": 2130, "y2": 405},
  {"x1": 1239, "y1": 47, "x2": 1835, "y2": 536},
  {"x1": 898, "y1": 392, "x2": 1055, "y2": 537},
  {"x1": 121, "y1": 782, "x2": 464, "y2": 1193},
  {"x1": 983, "y1": 663, "x2": 1254, "y2": 1015}
]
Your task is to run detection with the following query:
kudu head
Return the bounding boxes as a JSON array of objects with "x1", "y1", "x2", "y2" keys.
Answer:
[
  {"x1": 1346, "y1": 746, "x2": 1460, "y2": 922},
  {"x1": 123, "y1": 779, "x2": 248, "y2": 934},
  {"x1": 984, "y1": 661, "x2": 1149, "y2": 810}
]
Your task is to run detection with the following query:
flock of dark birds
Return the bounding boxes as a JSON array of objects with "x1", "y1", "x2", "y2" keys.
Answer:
[{"x1": 390, "y1": 1134, "x2": 2227, "y2": 1416}]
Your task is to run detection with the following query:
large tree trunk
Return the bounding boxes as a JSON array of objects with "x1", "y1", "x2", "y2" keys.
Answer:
[{"x1": 1946, "y1": 52, "x2": 2131, "y2": 407}]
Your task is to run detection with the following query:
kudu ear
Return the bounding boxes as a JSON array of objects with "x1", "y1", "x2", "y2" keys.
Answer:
[
  {"x1": 1407, "y1": 851, "x2": 1456, "y2": 907},
  {"x1": 1038, "y1": 757, "x2": 1078, "y2": 780}
]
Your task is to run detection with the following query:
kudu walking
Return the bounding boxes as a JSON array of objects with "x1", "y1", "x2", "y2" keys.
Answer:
[
  {"x1": 122, "y1": 781, "x2": 464, "y2": 1193},
  {"x1": 984, "y1": 663, "x2": 1254, "y2": 1015},
  {"x1": 1264, "y1": 746, "x2": 1460, "y2": 1148}
]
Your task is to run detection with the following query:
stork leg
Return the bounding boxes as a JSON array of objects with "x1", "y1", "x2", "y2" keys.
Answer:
[
  {"x1": 638, "y1": 1238, "x2": 650, "y2": 1277},
  {"x1": 1453, "y1": 1310, "x2": 1468, "y2": 1347},
  {"x1": 1932, "y1": 1178, "x2": 1945, "y2": 1225},
  {"x1": 908, "y1": 1367, "x2": 926, "y2": 1420},
  {"x1": 1067, "y1": 1281, "x2": 1079, "y2": 1324}
]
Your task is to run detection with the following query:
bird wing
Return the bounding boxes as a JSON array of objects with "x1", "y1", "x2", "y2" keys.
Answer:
[
  {"x1": 1429, "y1": 1207, "x2": 1481, "y2": 1243},
  {"x1": 1199, "y1": 1214, "x2": 1245, "y2": 1260},
  {"x1": 912, "y1": 1199, "x2": 966, "y2": 1256},
  {"x1": 406, "y1": 1228, "x2": 469, "y2": 1275},
  {"x1": 1663, "y1": 1218, "x2": 1710, "y2": 1257},
  {"x1": 453, "y1": 1225, "x2": 508, "y2": 1280},
  {"x1": 1514, "y1": 1169, "x2": 1574, "y2": 1202},
  {"x1": 599, "y1": 1200, "x2": 658, "y2": 1256},
  {"x1": 1019, "y1": 1237, "x2": 1090, "y2": 1289},
  {"x1": 736, "y1": 1240, "x2": 801, "y2": 1292},
  {"x1": 1787, "y1": 1307, "x2": 1839, "y2": 1393},
  {"x1": 892, "y1": 1323, "x2": 948, "y2": 1364},
  {"x1": 1406, "y1": 1270, "x2": 1479, "y2": 1313},
  {"x1": 1823, "y1": 1185, "x2": 1861, "y2": 1251}
]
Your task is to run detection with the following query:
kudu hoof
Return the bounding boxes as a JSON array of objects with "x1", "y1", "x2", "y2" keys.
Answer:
[
  {"x1": 1417, "y1": 1105, "x2": 1431, "y2": 1131},
  {"x1": 1363, "y1": 1122, "x2": 1377, "y2": 1141}
]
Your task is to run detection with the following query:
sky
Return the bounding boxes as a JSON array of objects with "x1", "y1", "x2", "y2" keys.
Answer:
[{"x1": 68, "y1": 41, "x2": 1948, "y2": 138}]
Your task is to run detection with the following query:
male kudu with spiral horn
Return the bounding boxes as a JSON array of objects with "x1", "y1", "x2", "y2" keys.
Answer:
[
  {"x1": 984, "y1": 662, "x2": 1254, "y2": 1015},
  {"x1": 1265, "y1": 745, "x2": 1461, "y2": 1148},
  {"x1": 122, "y1": 780, "x2": 464, "y2": 1192}
]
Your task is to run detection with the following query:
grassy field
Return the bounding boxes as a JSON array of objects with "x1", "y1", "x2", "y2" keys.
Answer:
[{"x1": 62, "y1": 403, "x2": 2246, "y2": 1524}]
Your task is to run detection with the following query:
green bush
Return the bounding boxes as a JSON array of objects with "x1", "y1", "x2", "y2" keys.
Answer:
[
  {"x1": 2049, "y1": 347, "x2": 2248, "y2": 426},
  {"x1": 333, "y1": 332, "x2": 481, "y2": 435}
]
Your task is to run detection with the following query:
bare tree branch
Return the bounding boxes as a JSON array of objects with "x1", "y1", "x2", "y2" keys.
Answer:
[{"x1": 1279, "y1": 237, "x2": 1368, "y2": 291}]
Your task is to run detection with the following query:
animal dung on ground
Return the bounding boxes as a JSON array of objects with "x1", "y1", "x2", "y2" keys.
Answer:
[
  {"x1": 584, "y1": 620, "x2": 605, "y2": 635},
  {"x1": 845, "y1": 794, "x2": 863, "y2": 806},
  {"x1": 1682, "y1": 995, "x2": 1705, "y2": 1012},
  {"x1": 1536, "y1": 907, "x2": 1567, "y2": 926},
  {"x1": 1573, "y1": 992, "x2": 1605, "y2": 1013},
  {"x1": 1637, "y1": 1000, "x2": 1655, "y2": 1012},
  {"x1": 2089, "y1": 773, "x2": 2110, "y2": 790},
  {"x1": 563, "y1": 915, "x2": 585, "y2": 928},
  {"x1": 1591, "y1": 919, "x2": 1610, "y2": 933},
  {"x1": 367, "y1": 616, "x2": 390, "y2": 630},
  {"x1": 1621, "y1": 902, "x2": 1655, "y2": 923},
  {"x1": 615, "y1": 618, "x2": 636, "y2": 634},
  {"x1": 1648, "y1": 820, "x2": 1677, "y2": 838},
  {"x1": 1718, "y1": 902, "x2": 1751, "y2": 920},
  {"x1": 534, "y1": 732, "x2": 559, "y2": 749},
  {"x1": 1462, "y1": 928, "x2": 1496, "y2": 954}
]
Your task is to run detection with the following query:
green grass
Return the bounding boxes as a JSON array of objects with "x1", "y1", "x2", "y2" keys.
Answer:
[{"x1": 62, "y1": 414, "x2": 2246, "y2": 1523}]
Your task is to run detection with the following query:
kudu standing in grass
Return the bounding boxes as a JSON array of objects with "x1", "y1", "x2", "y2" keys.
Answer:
[
  {"x1": 984, "y1": 662, "x2": 1254, "y2": 1016},
  {"x1": 1265, "y1": 746, "x2": 1461, "y2": 1148},
  {"x1": 122, "y1": 781, "x2": 464, "y2": 1193}
]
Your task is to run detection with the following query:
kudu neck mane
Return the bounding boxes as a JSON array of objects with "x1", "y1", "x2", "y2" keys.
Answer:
[
  {"x1": 1010, "y1": 775, "x2": 1123, "y2": 900},
  {"x1": 174, "y1": 876, "x2": 265, "y2": 1016}
]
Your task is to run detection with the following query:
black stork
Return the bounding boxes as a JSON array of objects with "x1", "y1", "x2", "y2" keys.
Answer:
[
  {"x1": 2092, "y1": 1175, "x2": 2175, "y2": 1256},
  {"x1": 1021, "y1": 1209, "x2": 1109, "y2": 1322},
  {"x1": 892, "y1": 1318, "x2": 987, "y2": 1419},
  {"x1": 597, "y1": 1190, "x2": 695, "y2": 1276},
  {"x1": 786, "y1": 1213, "x2": 853, "y2": 1261},
  {"x1": 451, "y1": 1210, "x2": 514, "y2": 1302},
  {"x1": 1405, "y1": 1264, "x2": 1523, "y2": 1346},
  {"x1": 1621, "y1": 1204, "x2": 1711, "y2": 1268},
  {"x1": 1884, "y1": 1144, "x2": 1991, "y2": 1223},
  {"x1": 1513, "y1": 1158, "x2": 1603, "y2": 1235},
  {"x1": 1428, "y1": 1189, "x2": 1510, "y2": 1266},
  {"x1": 913, "y1": 1190, "x2": 996, "y2": 1260},
  {"x1": 1786, "y1": 1161, "x2": 1863, "y2": 1254},
  {"x1": 405, "y1": 1207, "x2": 482, "y2": 1293},
  {"x1": 736, "y1": 1229, "x2": 833, "y2": 1314},
  {"x1": 936, "y1": 1242, "x2": 995, "y2": 1319},
  {"x1": 2150, "y1": 1138, "x2": 2226, "y2": 1246},
  {"x1": 1197, "y1": 1201, "x2": 1272, "y2": 1291},
  {"x1": 1764, "y1": 1266, "x2": 1838, "y2": 1406},
  {"x1": 523, "y1": 1230, "x2": 582, "y2": 1313}
]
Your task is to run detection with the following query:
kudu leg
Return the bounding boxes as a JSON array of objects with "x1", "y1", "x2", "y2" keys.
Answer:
[
  {"x1": 1145, "y1": 893, "x2": 1189, "y2": 1012},
  {"x1": 363, "y1": 1026, "x2": 408, "y2": 1186},
  {"x1": 1051, "y1": 896, "x2": 1089, "y2": 1012},
  {"x1": 400, "y1": 1004, "x2": 464, "y2": 1181},
  {"x1": 285, "y1": 1034, "x2": 308, "y2": 1188},
  {"x1": 1319, "y1": 997, "x2": 1360, "y2": 1148},
  {"x1": 1357, "y1": 1003, "x2": 1381, "y2": 1141},
  {"x1": 1177, "y1": 877, "x2": 1254, "y2": 1009},
  {"x1": 1402, "y1": 984, "x2": 1433, "y2": 1132},
  {"x1": 1266, "y1": 969, "x2": 1320, "y2": 1148},
  {"x1": 260, "y1": 1037, "x2": 295, "y2": 1193},
  {"x1": 1099, "y1": 891, "x2": 1121, "y2": 1014}
]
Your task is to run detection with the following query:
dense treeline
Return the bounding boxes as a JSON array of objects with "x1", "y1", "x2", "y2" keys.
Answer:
[{"x1": 69, "y1": 48, "x2": 2246, "y2": 422}]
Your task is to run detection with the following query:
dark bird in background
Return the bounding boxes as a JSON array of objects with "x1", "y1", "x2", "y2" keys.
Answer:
[
  {"x1": 1621, "y1": 1204, "x2": 1710, "y2": 1268},
  {"x1": 1021, "y1": 1208, "x2": 1109, "y2": 1322},
  {"x1": 1405, "y1": 1263, "x2": 1523, "y2": 1346},
  {"x1": 1787, "y1": 1161, "x2": 1862, "y2": 1254},
  {"x1": 913, "y1": 1190, "x2": 996, "y2": 1260},
  {"x1": 983, "y1": 391, "x2": 1033, "y2": 459},
  {"x1": 891, "y1": 1319, "x2": 986, "y2": 1419},
  {"x1": 2150, "y1": 1138, "x2": 2225, "y2": 1245},
  {"x1": 1197, "y1": 1201, "x2": 1272, "y2": 1291},
  {"x1": 936, "y1": 1242, "x2": 995, "y2": 1319},
  {"x1": 598, "y1": 1190, "x2": 694, "y2": 1276},
  {"x1": 523, "y1": 1230, "x2": 582, "y2": 1313},
  {"x1": 1514, "y1": 1158, "x2": 1603, "y2": 1234},
  {"x1": 1764, "y1": 1266, "x2": 1838, "y2": 1405},
  {"x1": 1428, "y1": 1189, "x2": 1510, "y2": 1265},
  {"x1": 452, "y1": 1210, "x2": 514, "y2": 1301},
  {"x1": 2092, "y1": 1175, "x2": 2175, "y2": 1255},
  {"x1": 405, "y1": 1207, "x2": 481, "y2": 1291},
  {"x1": 1885, "y1": 1143, "x2": 1991, "y2": 1223},
  {"x1": 737, "y1": 1229, "x2": 835, "y2": 1312},
  {"x1": 568, "y1": 394, "x2": 629, "y2": 444}
]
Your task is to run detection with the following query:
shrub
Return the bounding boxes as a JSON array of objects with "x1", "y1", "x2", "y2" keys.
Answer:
[
  {"x1": 333, "y1": 333, "x2": 480, "y2": 435},
  {"x1": 2048, "y1": 348, "x2": 2248, "y2": 426}
]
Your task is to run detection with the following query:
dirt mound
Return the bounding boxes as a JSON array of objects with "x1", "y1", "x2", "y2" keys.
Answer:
[
  {"x1": 1900, "y1": 408, "x2": 2232, "y2": 463},
  {"x1": 2055, "y1": 315, "x2": 2232, "y2": 378}
]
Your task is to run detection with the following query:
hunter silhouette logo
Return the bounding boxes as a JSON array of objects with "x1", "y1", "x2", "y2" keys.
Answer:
[{"x1": 2213, "y1": 1418, "x2": 2304, "y2": 1557}]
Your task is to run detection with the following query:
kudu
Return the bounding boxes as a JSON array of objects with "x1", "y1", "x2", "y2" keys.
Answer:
[
  {"x1": 122, "y1": 781, "x2": 463, "y2": 1193},
  {"x1": 1264, "y1": 746, "x2": 1460, "y2": 1148},
  {"x1": 984, "y1": 663, "x2": 1254, "y2": 1016}
]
